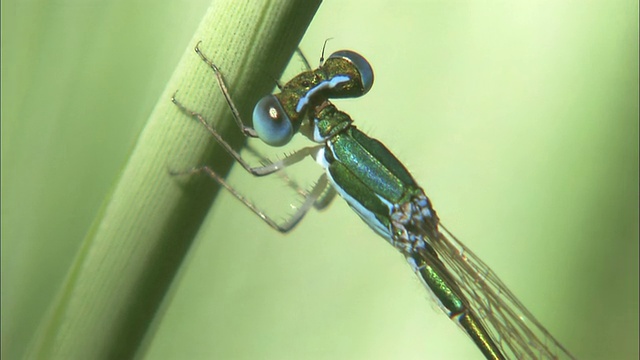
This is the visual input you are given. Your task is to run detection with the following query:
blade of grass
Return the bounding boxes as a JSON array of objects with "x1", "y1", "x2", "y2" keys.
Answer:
[{"x1": 25, "y1": 0, "x2": 322, "y2": 358}]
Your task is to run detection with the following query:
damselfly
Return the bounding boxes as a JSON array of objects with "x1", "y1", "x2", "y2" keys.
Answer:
[{"x1": 172, "y1": 41, "x2": 576, "y2": 360}]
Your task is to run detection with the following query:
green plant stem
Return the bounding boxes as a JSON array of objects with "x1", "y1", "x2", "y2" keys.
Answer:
[{"x1": 25, "y1": 1, "x2": 322, "y2": 359}]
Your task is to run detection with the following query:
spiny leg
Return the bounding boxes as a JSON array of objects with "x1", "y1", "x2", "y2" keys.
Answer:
[
  {"x1": 244, "y1": 143, "x2": 337, "y2": 210},
  {"x1": 174, "y1": 42, "x2": 333, "y2": 229},
  {"x1": 278, "y1": 173, "x2": 330, "y2": 231},
  {"x1": 244, "y1": 143, "x2": 312, "y2": 197},
  {"x1": 193, "y1": 41, "x2": 257, "y2": 138},
  {"x1": 172, "y1": 92, "x2": 321, "y2": 177},
  {"x1": 172, "y1": 165, "x2": 330, "y2": 233},
  {"x1": 171, "y1": 95, "x2": 330, "y2": 229}
]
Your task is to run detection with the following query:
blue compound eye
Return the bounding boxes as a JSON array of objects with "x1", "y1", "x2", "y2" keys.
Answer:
[
  {"x1": 328, "y1": 50, "x2": 374, "y2": 95},
  {"x1": 252, "y1": 95, "x2": 293, "y2": 147}
]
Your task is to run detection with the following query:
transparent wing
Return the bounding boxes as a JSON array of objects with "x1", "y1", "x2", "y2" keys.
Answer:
[{"x1": 417, "y1": 223, "x2": 576, "y2": 360}]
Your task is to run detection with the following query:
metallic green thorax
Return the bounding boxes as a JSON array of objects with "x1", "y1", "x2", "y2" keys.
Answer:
[{"x1": 313, "y1": 102, "x2": 424, "y2": 233}]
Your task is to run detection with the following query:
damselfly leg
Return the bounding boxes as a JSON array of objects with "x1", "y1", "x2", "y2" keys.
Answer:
[
  {"x1": 171, "y1": 43, "x2": 334, "y2": 232},
  {"x1": 244, "y1": 144, "x2": 337, "y2": 210}
]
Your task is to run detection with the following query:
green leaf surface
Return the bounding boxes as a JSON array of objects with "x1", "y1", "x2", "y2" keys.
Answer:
[{"x1": 19, "y1": 1, "x2": 321, "y2": 359}]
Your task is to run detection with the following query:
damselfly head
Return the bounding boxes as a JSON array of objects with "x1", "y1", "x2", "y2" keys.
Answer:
[
  {"x1": 251, "y1": 50, "x2": 374, "y2": 148},
  {"x1": 323, "y1": 50, "x2": 374, "y2": 98}
]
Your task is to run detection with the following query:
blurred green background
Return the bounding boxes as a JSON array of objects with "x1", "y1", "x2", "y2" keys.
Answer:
[{"x1": 2, "y1": 1, "x2": 638, "y2": 360}]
